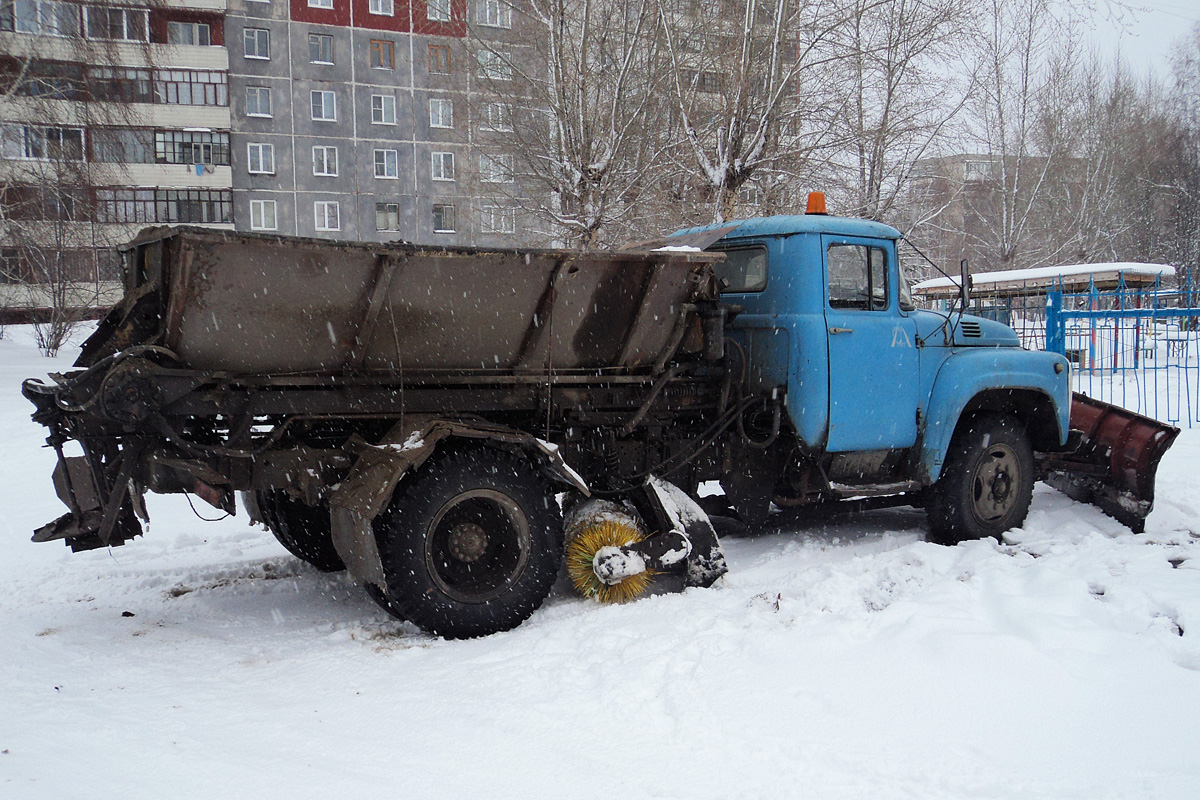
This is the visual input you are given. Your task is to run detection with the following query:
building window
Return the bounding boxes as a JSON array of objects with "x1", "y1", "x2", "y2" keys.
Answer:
[
  {"x1": 480, "y1": 153, "x2": 513, "y2": 183},
  {"x1": 1, "y1": 125, "x2": 84, "y2": 161},
  {"x1": 250, "y1": 199, "x2": 277, "y2": 230},
  {"x1": 308, "y1": 0, "x2": 334, "y2": 8},
  {"x1": 153, "y1": 69, "x2": 228, "y2": 106},
  {"x1": 429, "y1": 98, "x2": 453, "y2": 129},
  {"x1": 311, "y1": 90, "x2": 336, "y2": 121},
  {"x1": 244, "y1": 28, "x2": 270, "y2": 60},
  {"x1": 477, "y1": 0, "x2": 511, "y2": 28},
  {"x1": 480, "y1": 204, "x2": 515, "y2": 234},
  {"x1": 431, "y1": 151, "x2": 455, "y2": 181},
  {"x1": 312, "y1": 145, "x2": 338, "y2": 176},
  {"x1": 309, "y1": 33, "x2": 333, "y2": 64},
  {"x1": 428, "y1": 45, "x2": 451, "y2": 75},
  {"x1": 369, "y1": 39, "x2": 394, "y2": 69},
  {"x1": 96, "y1": 188, "x2": 232, "y2": 224},
  {"x1": 163, "y1": 189, "x2": 232, "y2": 224},
  {"x1": 369, "y1": 0, "x2": 394, "y2": 15},
  {"x1": 314, "y1": 201, "x2": 340, "y2": 231},
  {"x1": 8, "y1": 60, "x2": 84, "y2": 99},
  {"x1": 432, "y1": 204, "x2": 455, "y2": 233},
  {"x1": 479, "y1": 102, "x2": 511, "y2": 131},
  {"x1": 85, "y1": 6, "x2": 148, "y2": 41},
  {"x1": 86, "y1": 66, "x2": 153, "y2": 103},
  {"x1": 154, "y1": 130, "x2": 230, "y2": 165},
  {"x1": 167, "y1": 21, "x2": 210, "y2": 46},
  {"x1": 247, "y1": 143, "x2": 275, "y2": 174},
  {"x1": 376, "y1": 202, "x2": 400, "y2": 231},
  {"x1": 964, "y1": 161, "x2": 994, "y2": 181},
  {"x1": 91, "y1": 128, "x2": 155, "y2": 164},
  {"x1": 428, "y1": 0, "x2": 451, "y2": 21},
  {"x1": 2, "y1": 0, "x2": 80, "y2": 36},
  {"x1": 246, "y1": 86, "x2": 272, "y2": 117},
  {"x1": 684, "y1": 70, "x2": 721, "y2": 93},
  {"x1": 476, "y1": 50, "x2": 511, "y2": 81},
  {"x1": 371, "y1": 94, "x2": 396, "y2": 124},
  {"x1": 95, "y1": 188, "x2": 155, "y2": 223},
  {"x1": 374, "y1": 149, "x2": 398, "y2": 179}
]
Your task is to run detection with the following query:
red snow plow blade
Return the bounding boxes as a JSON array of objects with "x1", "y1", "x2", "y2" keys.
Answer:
[{"x1": 1042, "y1": 393, "x2": 1179, "y2": 533}]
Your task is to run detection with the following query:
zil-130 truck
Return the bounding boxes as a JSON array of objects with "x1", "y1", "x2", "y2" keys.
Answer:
[{"x1": 23, "y1": 200, "x2": 1177, "y2": 637}]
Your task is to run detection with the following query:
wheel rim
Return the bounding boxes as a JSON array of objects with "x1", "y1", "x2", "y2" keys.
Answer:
[
  {"x1": 424, "y1": 489, "x2": 531, "y2": 604},
  {"x1": 970, "y1": 442, "x2": 1022, "y2": 523}
]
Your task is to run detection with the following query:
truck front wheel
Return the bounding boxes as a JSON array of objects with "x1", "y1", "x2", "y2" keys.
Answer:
[
  {"x1": 371, "y1": 449, "x2": 563, "y2": 639},
  {"x1": 927, "y1": 414, "x2": 1034, "y2": 545}
]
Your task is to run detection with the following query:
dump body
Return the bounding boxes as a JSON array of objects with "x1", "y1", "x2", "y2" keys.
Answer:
[{"x1": 83, "y1": 226, "x2": 720, "y2": 375}]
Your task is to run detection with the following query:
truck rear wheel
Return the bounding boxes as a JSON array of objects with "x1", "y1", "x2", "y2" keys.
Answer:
[
  {"x1": 255, "y1": 490, "x2": 345, "y2": 572},
  {"x1": 371, "y1": 449, "x2": 563, "y2": 639},
  {"x1": 927, "y1": 414, "x2": 1034, "y2": 545}
]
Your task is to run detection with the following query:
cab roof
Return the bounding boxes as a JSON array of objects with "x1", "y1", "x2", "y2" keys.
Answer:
[{"x1": 673, "y1": 214, "x2": 902, "y2": 243}]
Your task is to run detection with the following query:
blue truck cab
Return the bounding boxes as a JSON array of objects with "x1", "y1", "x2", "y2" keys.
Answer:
[{"x1": 677, "y1": 212, "x2": 1073, "y2": 542}]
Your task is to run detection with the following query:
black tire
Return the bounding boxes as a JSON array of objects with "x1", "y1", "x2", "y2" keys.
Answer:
[
  {"x1": 371, "y1": 448, "x2": 563, "y2": 639},
  {"x1": 255, "y1": 490, "x2": 346, "y2": 572},
  {"x1": 927, "y1": 414, "x2": 1035, "y2": 545}
]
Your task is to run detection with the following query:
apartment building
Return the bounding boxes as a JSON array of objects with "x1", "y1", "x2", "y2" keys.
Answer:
[
  {"x1": 226, "y1": 0, "x2": 534, "y2": 246},
  {"x1": 0, "y1": 0, "x2": 233, "y2": 289}
]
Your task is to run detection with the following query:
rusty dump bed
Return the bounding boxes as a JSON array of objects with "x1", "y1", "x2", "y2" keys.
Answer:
[{"x1": 81, "y1": 226, "x2": 721, "y2": 375}]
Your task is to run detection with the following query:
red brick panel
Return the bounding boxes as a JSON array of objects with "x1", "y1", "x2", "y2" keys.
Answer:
[
  {"x1": 291, "y1": 0, "x2": 352, "y2": 28},
  {"x1": 411, "y1": 0, "x2": 467, "y2": 38},
  {"x1": 351, "y1": 0, "x2": 412, "y2": 33},
  {"x1": 150, "y1": 11, "x2": 225, "y2": 46}
]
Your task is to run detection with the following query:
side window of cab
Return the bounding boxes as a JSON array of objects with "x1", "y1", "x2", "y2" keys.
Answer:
[
  {"x1": 827, "y1": 243, "x2": 888, "y2": 311},
  {"x1": 714, "y1": 246, "x2": 768, "y2": 293}
]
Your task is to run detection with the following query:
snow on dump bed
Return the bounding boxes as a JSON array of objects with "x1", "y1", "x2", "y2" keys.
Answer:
[{"x1": 3, "y1": 326, "x2": 1200, "y2": 799}]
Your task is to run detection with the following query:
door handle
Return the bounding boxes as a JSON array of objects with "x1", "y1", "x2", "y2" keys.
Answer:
[{"x1": 828, "y1": 327, "x2": 854, "y2": 335}]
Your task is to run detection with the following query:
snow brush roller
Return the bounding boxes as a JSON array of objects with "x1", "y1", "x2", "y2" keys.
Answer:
[
  {"x1": 565, "y1": 503, "x2": 658, "y2": 603},
  {"x1": 564, "y1": 480, "x2": 730, "y2": 603}
]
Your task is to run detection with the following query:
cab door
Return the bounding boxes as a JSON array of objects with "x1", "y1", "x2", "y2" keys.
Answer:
[{"x1": 822, "y1": 236, "x2": 919, "y2": 452}]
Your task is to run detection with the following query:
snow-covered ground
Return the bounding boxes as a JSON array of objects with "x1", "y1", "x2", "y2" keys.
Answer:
[{"x1": 2, "y1": 327, "x2": 1199, "y2": 799}]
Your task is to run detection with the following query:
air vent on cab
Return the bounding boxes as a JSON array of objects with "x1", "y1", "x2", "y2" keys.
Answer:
[{"x1": 960, "y1": 321, "x2": 982, "y2": 338}]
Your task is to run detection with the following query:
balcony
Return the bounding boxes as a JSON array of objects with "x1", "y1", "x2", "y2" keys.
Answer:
[
  {"x1": 0, "y1": 34, "x2": 228, "y2": 70},
  {"x1": 91, "y1": 163, "x2": 232, "y2": 189}
]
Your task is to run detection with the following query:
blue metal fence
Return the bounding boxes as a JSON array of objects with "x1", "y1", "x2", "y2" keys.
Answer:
[{"x1": 1046, "y1": 275, "x2": 1200, "y2": 427}]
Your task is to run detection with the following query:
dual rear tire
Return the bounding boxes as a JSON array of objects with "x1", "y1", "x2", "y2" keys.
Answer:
[{"x1": 254, "y1": 490, "x2": 345, "y2": 573}]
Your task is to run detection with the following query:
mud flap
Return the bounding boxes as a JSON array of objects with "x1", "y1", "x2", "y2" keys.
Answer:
[
  {"x1": 1041, "y1": 393, "x2": 1179, "y2": 533},
  {"x1": 628, "y1": 476, "x2": 729, "y2": 588},
  {"x1": 326, "y1": 417, "x2": 591, "y2": 591}
]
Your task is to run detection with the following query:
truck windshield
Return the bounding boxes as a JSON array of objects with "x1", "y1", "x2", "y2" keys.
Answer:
[{"x1": 713, "y1": 246, "x2": 767, "y2": 293}]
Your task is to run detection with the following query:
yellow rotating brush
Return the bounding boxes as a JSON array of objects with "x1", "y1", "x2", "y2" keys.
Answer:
[{"x1": 566, "y1": 519, "x2": 657, "y2": 604}]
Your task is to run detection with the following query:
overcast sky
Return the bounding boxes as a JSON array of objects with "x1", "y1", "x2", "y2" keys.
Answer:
[{"x1": 1087, "y1": 1, "x2": 1199, "y2": 78}]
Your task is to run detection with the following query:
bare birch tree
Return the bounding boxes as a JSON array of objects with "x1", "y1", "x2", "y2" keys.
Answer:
[
  {"x1": 656, "y1": 0, "x2": 868, "y2": 224},
  {"x1": 830, "y1": 0, "x2": 973, "y2": 224},
  {"x1": 471, "y1": 0, "x2": 665, "y2": 249},
  {"x1": 1169, "y1": 22, "x2": 1200, "y2": 282},
  {"x1": 954, "y1": 0, "x2": 1076, "y2": 270}
]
